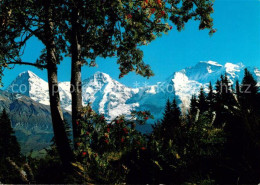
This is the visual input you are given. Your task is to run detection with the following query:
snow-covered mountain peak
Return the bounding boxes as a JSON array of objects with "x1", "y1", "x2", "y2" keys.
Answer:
[
  {"x1": 26, "y1": 70, "x2": 38, "y2": 77},
  {"x1": 197, "y1": 61, "x2": 222, "y2": 67},
  {"x1": 16, "y1": 70, "x2": 43, "y2": 82},
  {"x1": 94, "y1": 71, "x2": 111, "y2": 78},
  {"x1": 80, "y1": 71, "x2": 140, "y2": 119},
  {"x1": 6, "y1": 71, "x2": 49, "y2": 105},
  {"x1": 178, "y1": 61, "x2": 223, "y2": 83},
  {"x1": 205, "y1": 60, "x2": 222, "y2": 67},
  {"x1": 84, "y1": 71, "x2": 112, "y2": 85},
  {"x1": 6, "y1": 70, "x2": 46, "y2": 92},
  {"x1": 5, "y1": 61, "x2": 260, "y2": 121},
  {"x1": 224, "y1": 63, "x2": 244, "y2": 78},
  {"x1": 13, "y1": 70, "x2": 37, "y2": 81},
  {"x1": 255, "y1": 68, "x2": 260, "y2": 78}
]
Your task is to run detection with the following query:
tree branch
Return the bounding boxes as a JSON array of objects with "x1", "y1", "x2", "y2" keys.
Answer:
[
  {"x1": 5, "y1": 61, "x2": 47, "y2": 69},
  {"x1": 6, "y1": 157, "x2": 29, "y2": 183}
]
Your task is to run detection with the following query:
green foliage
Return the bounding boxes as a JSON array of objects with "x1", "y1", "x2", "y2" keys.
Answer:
[
  {"x1": 217, "y1": 69, "x2": 260, "y2": 184},
  {"x1": 27, "y1": 144, "x2": 84, "y2": 184},
  {"x1": 148, "y1": 69, "x2": 260, "y2": 184},
  {"x1": 56, "y1": 0, "x2": 215, "y2": 78},
  {"x1": 150, "y1": 104, "x2": 225, "y2": 183},
  {"x1": 1, "y1": 69, "x2": 259, "y2": 184},
  {"x1": 158, "y1": 97, "x2": 181, "y2": 141},
  {"x1": 161, "y1": 99, "x2": 173, "y2": 126},
  {"x1": 73, "y1": 104, "x2": 152, "y2": 183},
  {"x1": 0, "y1": 0, "x2": 216, "y2": 169},
  {"x1": 0, "y1": 109, "x2": 21, "y2": 160},
  {"x1": 240, "y1": 68, "x2": 260, "y2": 111},
  {"x1": 0, "y1": 109, "x2": 26, "y2": 183},
  {"x1": 0, "y1": 0, "x2": 215, "y2": 80}
]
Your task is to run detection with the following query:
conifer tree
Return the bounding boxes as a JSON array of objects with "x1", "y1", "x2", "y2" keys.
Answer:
[
  {"x1": 219, "y1": 70, "x2": 260, "y2": 183},
  {"x1": 0, "y1": 109, "x2": 25, "y2": 183},
  {"x1": 235, "y1": 80, "x2": 241, "y2": 102},
  {"x1": 160, "y1": 98, "x2": 181, "y2": 141},
  {"x1": 164, "y1": 98, "x2": 181, "y2": 141},
  {"x1": 161, "y1": 99, "x2": 173, "y2": 128},
  {"x1": 198, "y1": 86, "x2": 207, "y2": 113},
  {"x1": 189, "y1": 94, "x2": 198, "y2": 116},
  {"x1": 220, "y1": 73, "x2": 234, "y2": 104},
  {"x1": 213, "y1": 75, "x2": 235, "y2": 127},
  {"x1": 241, "y1": 68, "x2": 259, "y2": 111},
  {"x1": 0, "y1": 109, "x2": 21, "y2": 160},
  {"x1": 215, "y1": 79, "x2": 222, "y2": 101},
  {"x1": 171, "y1": 98, "x2": 181, "y2": 126},
  {"x1": 207, "y1": 82, "x2": 214, "y2": 111},
  {"x1": 213, "y1": 79, "x2": 224, "y2": 127}
]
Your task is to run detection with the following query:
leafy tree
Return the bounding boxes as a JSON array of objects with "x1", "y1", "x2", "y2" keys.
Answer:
[
  {"x1": 73, "y1": 104, "x2": 152, "y2": 183},
  {"x1": 0, "y1": 0, "x2": 74, "y2": 165},
  {"x1": 0, "y1": 0, "x2": 217, "y2": 153},
  {"x1": 0, "y1": 0, "x2": 216, "y2": 162},
  {"x1": 1, "y1": 0, "x2": 217, "y2": 177},
  {"x1": 55, "y1": 0, "x2": 217, "y2": 144}
]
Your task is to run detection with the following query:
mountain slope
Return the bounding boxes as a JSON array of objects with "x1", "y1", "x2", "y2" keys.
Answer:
[
  {"x1": 81, "y1": 72, "x2": 139, "y2": 119},
  {"x1": 6, "y1": 71, "x2": 49, "y2": 105},
  {"x1": 131, "y1": 61, "x2": 259, "y2": 118},
  {"x1": 0, "y1": 90, "x2": 53, "y2": 154},
  {"x1": 6, "y1": 61, "x2": 260, "y2": 120},
  {"x1": 0, "y1": 90, "x2": 71, "y2": 155},
  {"x1": 3, "y1": 61, "x2": 260, "y2": 154}
]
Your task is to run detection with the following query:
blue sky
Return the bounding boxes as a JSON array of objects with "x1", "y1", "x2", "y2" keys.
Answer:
[{"x1": 2, "y1": 0, "x2": 260, "y2": 88}]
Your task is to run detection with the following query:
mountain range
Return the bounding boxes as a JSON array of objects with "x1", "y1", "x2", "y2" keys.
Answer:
[
  {"x1": 1, "y1": 61, "x2": 259, "y2": 155},
  {"x1": 6, "y1": 61, "x2": 260, "y2": 120}
]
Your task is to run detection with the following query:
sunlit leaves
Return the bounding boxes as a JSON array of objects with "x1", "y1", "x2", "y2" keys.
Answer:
[{"x1": 0, "y1": 0, "x2": 215, "y2": 83}]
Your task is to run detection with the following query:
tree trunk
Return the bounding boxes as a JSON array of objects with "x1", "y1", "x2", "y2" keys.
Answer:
[
  {"x1": 71, "y1": 7, "x2": 83, "y2": 147},
  {"x1": 44, "y1": 0, "x2": 74, "y2": 166},
  {"x1": 47, "y1": 51, "x2": 74, "y2": 165}
]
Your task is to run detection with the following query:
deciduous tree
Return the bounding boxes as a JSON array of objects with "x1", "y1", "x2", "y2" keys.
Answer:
[{"x1": 58, "y1": 0, "x2": 216, "y2": 144}]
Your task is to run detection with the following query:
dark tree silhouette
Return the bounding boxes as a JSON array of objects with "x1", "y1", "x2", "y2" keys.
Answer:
[
  {"x1": 189, "y1": 94, "x2": 198, "y2": 116},
  {"x1": 198, "y1": 86, "x2": 207, "y2": 113}
]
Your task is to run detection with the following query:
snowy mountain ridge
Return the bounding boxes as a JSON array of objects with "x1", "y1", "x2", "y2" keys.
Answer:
[{"x1": 6, "y1": 61, "x2": 260, "y2": 120}]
